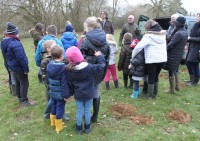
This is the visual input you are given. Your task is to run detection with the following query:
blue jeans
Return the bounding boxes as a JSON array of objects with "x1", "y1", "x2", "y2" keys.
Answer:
[
  {"x1": 51, "y1": 99, "x2": 66, "y2": 119},
  {"x1": 186, "y1": 61, "x2": 200, "y2": 77},
  {"x1": 76, "y1": 99, "x2": 93, "y2": 126}
]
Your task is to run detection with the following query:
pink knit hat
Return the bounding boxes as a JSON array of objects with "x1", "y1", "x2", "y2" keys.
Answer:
[{"x1": 66, "y1": 46, "x2": 84, "y2": 64}]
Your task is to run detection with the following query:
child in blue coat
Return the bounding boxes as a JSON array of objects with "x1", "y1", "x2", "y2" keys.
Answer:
[
  {"x1": 66, "y1": 46, "x2": 106, "y2": 134},
  {"x1": 46, "y1": 45, "x2": 71, "y2": 133}
]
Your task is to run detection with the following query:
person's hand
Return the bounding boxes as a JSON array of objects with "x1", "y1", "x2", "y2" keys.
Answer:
[
  {"x1": 128, "y1": 64, "x2": 132, "y2": 69},
  {"x1": 94, "y1": 51, "x2": 102, "y2": 56}
]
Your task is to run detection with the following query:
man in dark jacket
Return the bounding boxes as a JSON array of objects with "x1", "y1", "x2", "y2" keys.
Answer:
[
  {"x1": 118, "y1": 15, "x2": 140, "y2": 46},
  {"x1": 1, "y1": 22, "x2": 34, "y2": 107},
  {"x1": 100, "y1": 11, "x2": 114, "y2": 35}
]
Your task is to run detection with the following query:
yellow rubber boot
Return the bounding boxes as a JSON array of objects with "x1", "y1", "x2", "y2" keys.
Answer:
[
  {"x1": 55, "y1": 119, "x2": 66, "y2": 133},
  {"x1": 50, "y1": 114, "x2": 56, "y2": 126}
]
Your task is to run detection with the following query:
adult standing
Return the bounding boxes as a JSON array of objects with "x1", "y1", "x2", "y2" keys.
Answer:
[
  {"x1": 1, "y1": 22, "x2": 34, "y2": 106},
  {"x1": 118, "y1": 15, "x2": 140, "y2": 46},
  {"x1": 186, "y1": 13, "x2": 200, "y2": 86},
  {"x1": 166, "y1": 13, "x2": 180, "y2": 43},
  {"x1": 80, "y1": 16, "x2": 110, "y2": 123},
  {"x1": 100, "y1": 11, "x2": 114, "y2": 35},
  {"x1": 165, "y1": 17, "x2": 188, "y2": 93},
  {"x1": 131, "y1": 20, "x2": 167, "y2": 99}
]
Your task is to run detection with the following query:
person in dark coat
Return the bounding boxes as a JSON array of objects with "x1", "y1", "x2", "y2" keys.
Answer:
[
  {"x1": 165, "y1": 16, "x2": 188, "y2": 93},
  {"x1": 80, "y1": 16, "x2": 110, "y2": 123},
  {"x1": 99, "y1": 11, "x2": 114, "y2": 35},
  {"x1": 1, "y1": 22, "x2": 34, "y2": 107},
  {"x1": 118, "y1": 33, "x2": 133, "y2": 88},
  {"x1": 118, "y1": 15, "x2": 140, "y2": 46},
  {"x1": 66, "y1": 47, "x2": 106, "y2": 134},
  {"x1": 186, "y1": 13, "x2": 200, "y2": 86}
]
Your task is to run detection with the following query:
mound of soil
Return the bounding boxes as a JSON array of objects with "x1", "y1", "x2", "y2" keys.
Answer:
[
  {"x1": 130, "y1": 115, "x2": 153, "y2": 125},
  {"x1": 110, "y1": 103, "x2": 137, "y2": 117},
  {"x1": 167, "y1": 109, "x2": 192, "y2": 124}
]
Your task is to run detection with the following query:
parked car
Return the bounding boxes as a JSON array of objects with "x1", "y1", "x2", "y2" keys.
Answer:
[{"x1": 137, "y1": 15, "x2": 197, "y2": 64}]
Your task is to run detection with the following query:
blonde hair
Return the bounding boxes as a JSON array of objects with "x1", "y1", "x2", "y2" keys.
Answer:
[
  {"x1": 84, "y1": 16, "x2": 101, "y2": 32},
  {"x1": 106, "y1": 34, "x2": 114, "y2": 41},
  {"x1": 42, "y1": 40, "x2": 55, "y2": 51}
]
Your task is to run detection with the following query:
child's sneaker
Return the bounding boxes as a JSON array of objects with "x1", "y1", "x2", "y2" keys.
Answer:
[
  {"x1": 84, "y1": 124, "x2": 91, "y2": 134},
  {"x1": 75, "y1": 124, "x2": 83, "y2": 134},
  {"x1": 21, "y1": 100, "x2": 35, "y2": 107}
]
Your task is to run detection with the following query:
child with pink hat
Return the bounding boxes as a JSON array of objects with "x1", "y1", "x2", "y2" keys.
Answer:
[{"x1": 66, "y1": 47, "x2": 106, "y2": 134}]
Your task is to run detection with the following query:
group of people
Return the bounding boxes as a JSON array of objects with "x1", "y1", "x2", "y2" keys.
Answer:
[{"x1": 1, "y1": 10, "x2": 200, "y2": 134}]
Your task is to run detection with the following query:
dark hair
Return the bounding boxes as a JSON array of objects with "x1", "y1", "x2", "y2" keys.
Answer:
[
  {"x1": 35, "y1": 23, "x2": 44, "y2": 32},
  {"x1": 123, "y1": 33, "x2": 132, "y2": 42},
  {"x1": 50, "y1": 45, "x2": 63, "y2": 59},
  {"x1": 67, "y1": 63, "x2": 76, "y2": 71},
  {"x1": 101, "y1": 11, "x2": 108, "y2": 17},
  {"x1": 46, "y1": 25, "x2": 57, "y2": 35}
]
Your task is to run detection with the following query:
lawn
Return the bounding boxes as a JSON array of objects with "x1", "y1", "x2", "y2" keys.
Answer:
[{"x1": 0, "y1": 30, "x2": 200, "y2": 141}]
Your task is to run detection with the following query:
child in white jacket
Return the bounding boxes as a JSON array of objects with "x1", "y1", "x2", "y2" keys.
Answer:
[{"x1": 104, "y1": 34, "x2": 118, "y2": 90}]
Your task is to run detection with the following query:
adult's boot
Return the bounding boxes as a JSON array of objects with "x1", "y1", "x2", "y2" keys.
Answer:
[
  {"x1": 169, "y1": 76, "x2": 176, "y2": 94},
  {"x1": 146, "y1": 84, "x2": 154, "y2": 99},
  {"x1": 153, "y1": 82, "x2": 158, "y2": 99},
  {"x1": 142, "y1": 81, "x2": 148, "y2": 94},
  {"x1": 175, "y1": 73, "x2": 180, "y2": 91},
  {"x1": 91, "y1": 97, "x2": 100, "y2": 123}
]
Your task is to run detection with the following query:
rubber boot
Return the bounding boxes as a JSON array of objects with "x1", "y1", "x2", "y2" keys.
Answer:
[
  {"x1": 130, "y1": 90, "x2": 138, "y2": 99},
  {"x1": 169, "y1": 76, "x2": 176, "y2": 94},
  {"x1": 91, "y1": 97, "x2": 100, "y2": 123},
  {"x1": 105, "y1": 82, "x2": 110, "y2": 90},
  {"x1": 55, "y1": 119, "x2": 66, "y2": 133},
  {"x1": 10, "y1": 84, "x2": 16, "y2": 96},
  {"x1": 124, "y1": 79, "x2": 128, "y2": 88},
  {"x1": 129, "y1": 79, "x2": 133, "y2": 88},
  {"x1": 9, "y1": 85, "x2": 12, "y2": 94},
  {"x1": 114, "y1": 80, "x2": 119, "y2": 88},
  {"x1": 84, "y1": 124, "x2": 91, "y2": 134},
  {"x1": 175, "y1": 73, "x2": 180, "y2": 91},
  {"x1": 146, "y1": 84, "x2": 154, "y2": 99},
  {"x1": 188, "y1": 76, "x2": 199, "y2": 86},
  {"x1": 185, "y1": 74, "x2": 194, "y2": 83},
  {"x1": 75, "y1": 124, "x2": 83, "y2": 134},
  {"x1": 50, "y1": 114, "x2": 56, "y2": 126},
  {"x1": 153, "y1": 82, "x2": 158, "y2": 99},
  {"x1": 142, "y1": 81, "x2": 148, "y2": 94}
]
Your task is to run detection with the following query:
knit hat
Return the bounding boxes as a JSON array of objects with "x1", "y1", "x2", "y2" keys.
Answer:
[
  {"x1": 175, "y1": 16, "x2": 186, "y2": 25},
  {"x1": 66, "y1": 46, "x2": 84, "y2": 64},
  {"x1": 64, "y1": 24, "x2": 73, "y2": 32},
  {"x1": 6, "y1": 22, "x2": 19, "y2": 35}
]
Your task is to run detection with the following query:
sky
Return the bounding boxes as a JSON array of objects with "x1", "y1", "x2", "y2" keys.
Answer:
[{"x1": 120, "y1": 0, "x2": 199, "y2": 14}]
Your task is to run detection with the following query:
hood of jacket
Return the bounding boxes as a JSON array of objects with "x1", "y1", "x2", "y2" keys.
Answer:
[
  {"x1": 47, "y1": 61, "x2": 65, "y2": 77},
  {"x1": 62, "y1": 32, "x2": 75, "y2": 40},
  {"x1": 86, "y1": 29, "x2": 107, "y2": 46},
  {"x1": 145, "y1": 30, "x2": 166, "y2": 44}
]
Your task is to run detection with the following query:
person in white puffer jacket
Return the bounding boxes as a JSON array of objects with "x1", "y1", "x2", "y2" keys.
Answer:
[{"x1": 131, "y1": 19, "x2": 167, "y2": 99}]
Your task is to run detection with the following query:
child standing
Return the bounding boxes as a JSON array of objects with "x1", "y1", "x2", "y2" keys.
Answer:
[
  {"x1": 104, "y1": 34, "x2": 118, "y2": 90},
  {"x1": 118, "y1": 33, "x2": 133, "y2": 88},
  {"x1": 47, "y1": 45, "x2": 71, "y2": 133},
  {"x1": 66, "y1": 47, "x2": 106, "y2": 134},
  {"x1": 129, "y1": 45, "x2": 145, "y2": 98}
]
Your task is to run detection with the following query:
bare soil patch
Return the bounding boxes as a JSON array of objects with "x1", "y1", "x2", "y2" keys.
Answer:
[
  {"x1": 167, "y1": 109, "x2": 192, "y2": 124},
  {"x1": 130, "y1": 115, "x2": 154, "y2": 125}
]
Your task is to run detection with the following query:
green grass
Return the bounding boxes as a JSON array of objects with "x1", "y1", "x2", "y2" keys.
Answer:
[{"x1": 0, "y1": 30, "x2": 200, "y2": 141}]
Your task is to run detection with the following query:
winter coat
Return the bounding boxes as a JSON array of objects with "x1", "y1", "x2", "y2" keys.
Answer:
[
  {"x1": 118, "y1": 42, "x2": 133, "y2": 75},
  {"x1": 29, "y1": 29, "x2": 43, "y2": 48},
  {"x1": 40, "y1": 52, "x2": 52, "y2": 84},
  {"x1": 118, "y1": 22, "x2": 139, "y2": 46},
  {"x1": 60, "y1": 32, "x2": 78, "y2": 52},
  {"x1": 131, "y1": 30, "x2": 167, "y2": 64},
  {"x1": 67, "y1": 55, "x2": 106, "y2": 101},
  {"x1": 101, "y1": 18, "x2": 114, "y2": 34},
  {"x1": 130, "y1": 49, "x2": 145, "y2": 77},
  {"x1": 47, "y1": 61, "x2": 71, "y2": 100},
  {"x1": 165, "y1": 28, "x2": 188, "y2": 71},
  {"x1": 1, "y1": 37, "x2": 29, "y2": 73},
  {"x1": 186, "y1": 22, "x2": 200, "y2": 62},
  {"x1": 35, "y1": 35, "x2": 63, "y2": 66},
  {"x1": 107, "y1": 40, "x2": 118, "y2": 65},
  {"x1": 80, "y1": 29, "x2": 110, "y2": 83}
]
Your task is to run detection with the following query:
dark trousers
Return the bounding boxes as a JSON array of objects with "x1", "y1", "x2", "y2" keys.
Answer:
[
  {"x1": 186, "y1": 61, "x2": 200, "y2": 77},
  {"x1": 13, "y1": 72, "x2": 29, "y2": 102},
  {"x1": 123, "y1": 74, "x2": 132, "y2": 82},
  {"x1": 51, "y1": 99, "x2": 66, "y2": 119},
  {"x1": 146, "y1": 63, "x2": 163, "y2": 84}
]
